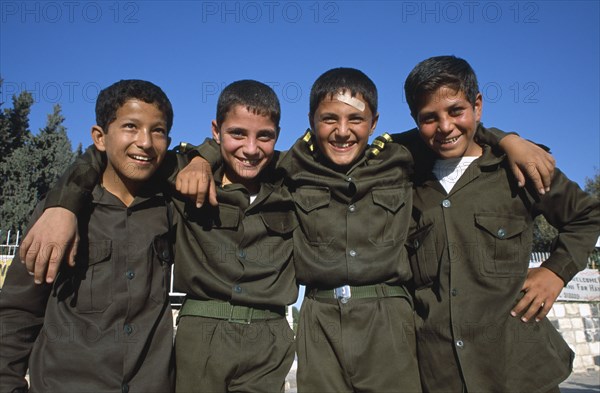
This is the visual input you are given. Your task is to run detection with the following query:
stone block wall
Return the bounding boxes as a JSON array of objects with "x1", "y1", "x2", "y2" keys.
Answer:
[{"x1": 547, "y1": 302, "x2": 600, "y2": 373}]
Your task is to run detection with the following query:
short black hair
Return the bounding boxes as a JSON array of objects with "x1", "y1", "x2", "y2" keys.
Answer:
[
  {"x1": 309, "y1": 67, "x2": 378, "y2": 120},
  {"x1": 95, "y1": 79, "x2": 173, "y2": 133},
  {"x1": 216, "y1": 80, "x2": 281, "y2": 133},
  {"x1": 404, "y1": 55, "x2": 479, "y2": 120}
]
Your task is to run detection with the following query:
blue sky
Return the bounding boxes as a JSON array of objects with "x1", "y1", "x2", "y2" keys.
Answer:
[
  {"x1": 2, "y1": 1, "x2": 599, "y2": 308},
  {"x1": 1, "y1": 1, "x2": 598, "y2": 188}
]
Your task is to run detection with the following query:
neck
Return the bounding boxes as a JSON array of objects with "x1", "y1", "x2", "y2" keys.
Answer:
[{"x1": 101, "y1": 168, "x2": 139, "y2": 206}]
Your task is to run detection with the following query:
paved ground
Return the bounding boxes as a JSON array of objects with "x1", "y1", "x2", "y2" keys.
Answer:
[{"x1": 561, "y1": 371, "x2": 600, "y2": 393}]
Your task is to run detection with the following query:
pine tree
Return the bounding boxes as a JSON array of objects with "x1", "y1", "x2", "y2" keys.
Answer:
[
  {"x1": 0, "y1": 104, "x2": 76, "y2": 234},
  {"x1": 584, "y1": 169, "x2": 599, "y2": 199},
  {"x1": 0, "y1": 79, "x2": 33, "y2": 165}
]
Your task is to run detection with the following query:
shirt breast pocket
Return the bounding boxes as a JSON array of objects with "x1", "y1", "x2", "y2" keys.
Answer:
[
  {"x1": 258, "y1": 210, "x2": 298, "y2": 270},
  {"x1": 406, "y1": 223, "x2": 437, "y2": 289},
  {"x1": 292, "y1": 186, "x2": 332, "y2": 245},
  {"x1": 474, "y1": 213, "x2": 530, "y2": 277},
  {"x1": 75, "y1": 239, "x2": 113, "y2": 313},
  {"x1": 369, "y1": 186, "x2": 410, "y2": 247}
]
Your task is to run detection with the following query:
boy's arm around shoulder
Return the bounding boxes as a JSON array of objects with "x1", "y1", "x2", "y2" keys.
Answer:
[
  {"x1": 20, "y1": 145, "x2": 105, "y2": 283},
  {"x1": 174, "y1": 138, "x2": 218, "y2": 208},
  {"x1": 0, "y1": 204, "x2": 53, "y2": 393},
  {"x1": 512, "y1": 168, "x2": 600, "y2": 322},
  {"x1": 476, "y1": 125, "x2": 556, "y2": 195}
]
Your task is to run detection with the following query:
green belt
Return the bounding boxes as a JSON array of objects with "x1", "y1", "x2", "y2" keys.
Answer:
[
  {"x1": 307, "y1": 283, "x2": 408, "y2": 304},
  {"x1": 179, "y1": 299, "x2": 285, "y2": 324}
]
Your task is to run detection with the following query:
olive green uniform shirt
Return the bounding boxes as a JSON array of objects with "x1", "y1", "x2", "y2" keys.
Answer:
[
  {"x1": 407, "y1": 129, "x2": 600, "y2": 392},
  {"x1": 279, "y1": 132, "x2": 414, "y2": 288}
]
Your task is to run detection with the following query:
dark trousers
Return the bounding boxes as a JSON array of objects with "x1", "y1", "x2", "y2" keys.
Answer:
[
  {"x1": 296, "y1": 296, "x2": 421, "y2": 393},
  {"x1": 175, "y1": 316, "x2": 295, "y2": 393}
]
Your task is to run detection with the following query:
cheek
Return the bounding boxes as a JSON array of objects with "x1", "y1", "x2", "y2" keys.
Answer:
[{"x1": 418, "y1": 125, "x2": 436, "y2": 140}]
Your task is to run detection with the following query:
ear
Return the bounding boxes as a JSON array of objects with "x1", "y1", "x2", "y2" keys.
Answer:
[
  {"x1": 211, "y1": 120, "x2": 220, "y2": 144},
  {"x1": 308, "y1": 112, "x2": 315, "y2": 131},
  {"x1": 91, "y1": 125, "x2": 107, "y2": 152},
  {"x1": 369, "y1": 112, "x2": 380, "y2": 136},
  {"x1": 474, "y1": 93, "x2": 483, "y2": 122}
]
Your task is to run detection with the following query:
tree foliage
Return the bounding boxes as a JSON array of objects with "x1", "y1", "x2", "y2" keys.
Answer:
[
  {"x1": 584, "y1": 169, "x2": 600, "y2": 200},
  {"x1": 0, "y1": 84, "x2": 77, "y2": 236}
]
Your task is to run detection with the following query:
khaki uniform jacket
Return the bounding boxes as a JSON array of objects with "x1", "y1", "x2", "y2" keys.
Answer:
[
  {"x1": 171, "y1": 150, "x2": 298, "y2": 308},
  {"x1": 39, "y1": 144, "x2": 298, "y2": 309},
  {"x1": 406, "y1": 130, "x2": 600, "y2": 392},
  {"x1": 279, "y1": 132, "x2": 414, "y2": 288},
  {"x1": 0, "y1": 185, "x2": 175, "y2": 393}
]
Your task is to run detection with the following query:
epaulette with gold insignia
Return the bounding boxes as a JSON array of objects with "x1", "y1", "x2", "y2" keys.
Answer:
[
  {"x1": 366, "y1": 132, "x2": 392, "y2": 158},
  {"x1": 177, "y1": 141, "x2": 196, "y2": 153},
  {"x1": 302, "y1": 129, "x2": 315, "y2": 152}
]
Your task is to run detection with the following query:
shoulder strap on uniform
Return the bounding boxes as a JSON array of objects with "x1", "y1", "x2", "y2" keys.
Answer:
[
  {"x1": 366, "y1": 132, "x2": 393, "y2": 159},
  {"x1": 302, "y1": 130, "x2": 315, "y2": 152}
]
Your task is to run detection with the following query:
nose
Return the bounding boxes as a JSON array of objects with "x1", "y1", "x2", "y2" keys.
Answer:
[
  {"x1": 136, "y1": 129, "x2": 153, "y2": 149},
  {"x1": 243, "y1": 137, "x2": 259, "y2": 156},
  {"x1": 437, "y1": 115, "x2": 453, "y2": 134},
  {"x1": 336, "y1": 120, "x2": 351, "y2": 137}
]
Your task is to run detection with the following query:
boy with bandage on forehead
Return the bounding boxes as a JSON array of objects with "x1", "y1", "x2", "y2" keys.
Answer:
[{"x1": 283, "y1": 68, "x2": 421, "y2": 392}]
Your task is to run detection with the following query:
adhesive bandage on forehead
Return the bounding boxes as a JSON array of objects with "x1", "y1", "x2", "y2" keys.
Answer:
[{"x1": 334, "y1": 91, "x2": 366, "y2": 112}]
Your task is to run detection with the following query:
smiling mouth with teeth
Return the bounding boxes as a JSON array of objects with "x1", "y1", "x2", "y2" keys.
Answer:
[
  {"x1": 130, "y1": 155, "x2": 153, "y2": 162},
  {"x1": 238, "y1": 158, "x2": 261, "y2": 166},
  {"x1": 437, "y1": 135, "x2": 461, "y2": 145},
  {"x1": 330, "y1": 141, "x2": 355, "y2": 148}
]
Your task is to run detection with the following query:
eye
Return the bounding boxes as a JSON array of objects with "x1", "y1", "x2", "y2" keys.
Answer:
[
  {"x1": 321, "y1": 115, "x2": 337, "y2": 124},
  {"x1": 349, "y1": 116, "x2": 364, "y2": 124},
  {"x1": 227, "y1": 129, "x2": 245, "y2": 139},
  {"x1": 123, "y1": 123, "x2": 136, "y2": 129},
  {"x1": 449, "y1": 107, "x2": 464, "y2": 116},
  {"x1": 153, "y1": 127, "x2": 167, "y2": 135},
  {"x1": 418, "y1": 115, "x2": 436, "y2": 125},
  {"x1": 257, "y1": 131, "x2": 276, "y2": 142}
]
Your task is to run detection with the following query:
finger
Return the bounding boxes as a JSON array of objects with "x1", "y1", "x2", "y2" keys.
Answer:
[
  {"x1": 521, "y1": 300, "x2": 546, "y2": 323},
  {"x1": 511, "y1": 163, "x2": 526, "y2": 188},
  {"x1": 67, "y1": 235, "x2": 79, "y2": 267},
  {"x1": 535, "y1": 300, "x2": 554, "y2": 322},
  {"x1": 33, "y1": 244, "x2": 52, "y2": 285},
  {"x1": 19, "y1": 234, "x2": 33, "y2": 261},
  {"x1": 24, "y1": 242, "x2": 41, "y2": 273},
  {"x1": 175, "y1": 175, "x2": 183, "y2": 193},
  {"x1": 535, "y1": 161, "x2": 552, "y2": 192},
  {"x1": 45, "y1": 246, "x2": 63, "y2": 284},
  {"x1": 208, "y1": 178, "x2": 218, "y2": 207},
  {"x1": 511, "y1": 290, "x2": 533, "y2": 317},
  {"x1": 525, "y1": 162, "x2": 545, "y2": 195},
  {"x1": 195, "y1": 180, "x2": 207, "y2": 208}
]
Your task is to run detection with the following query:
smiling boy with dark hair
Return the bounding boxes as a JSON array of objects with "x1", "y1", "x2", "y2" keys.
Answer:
[
  {"x1": 404, "y1": 55, "x2": 600, "y2": 393},
  {"x1": 0, "y1": 79, "x2": 176, "y2": 393}
]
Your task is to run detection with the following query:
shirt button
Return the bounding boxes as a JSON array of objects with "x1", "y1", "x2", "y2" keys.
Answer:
[
  {"x1": 122, "y1": 383, "x2": 129, "y2": 393},
  {"x1": 161, "y1": 249, "x2": 170, "y2": 260},
  {"x1": 456, "y1": 340, "x2": 464, "y2": 348},
  {"x1": 124, "y1": 324, "x2": 133, "y2": 335},
  {"x1": 233, "y1": 285, "x2": 242, "y2": 293},
  {"x1": 349, "y1": 250, "x2": 357, "y2": 257},
  {"x1": 413, "y1": 239, "x2": 420, "y2": 248},
  {"x1": 238, "y1": 249, "x2": 246, "y2": 258},
  {"x1": 497, "y1": 228, "x2": 506, "y2": 239},
  {"x1": 451, "y1": 288, "x2": 458, "y2": 296},
  {"x1": 345, "y1": 176, "x2": 353, "y2": 182},
  {"x1": 126, "y1": 271, "x2": 135, "y2": 280},
  {"x1": 348, "y1": 204, "x2": 356, "y2": 212},
  {"x1": 442, "y1": 199, "x2": 452, "y2": 208}
]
